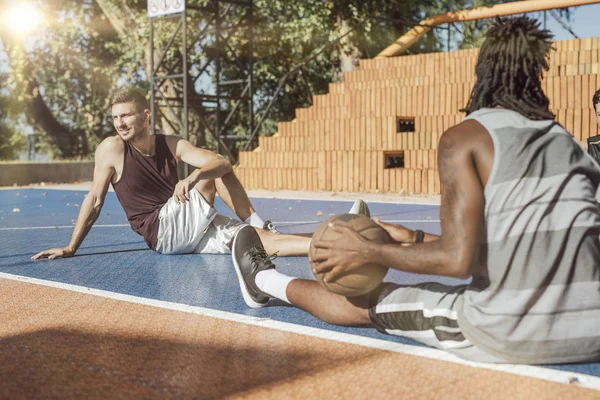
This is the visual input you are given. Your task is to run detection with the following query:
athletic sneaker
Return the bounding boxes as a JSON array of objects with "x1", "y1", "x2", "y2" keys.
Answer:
[
  {"x1": 232, "y1": 225, "x2": 275, "y2": 308},
  {"x1": 263, "y1": 220, "x2": 281, "y2": 234},
  {"x1": 349, "y1": 199, "x2": 370, "y2": 217}
]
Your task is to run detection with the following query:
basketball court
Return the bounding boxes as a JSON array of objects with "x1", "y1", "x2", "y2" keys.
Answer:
[{"x1": 1, "y1": 186, "x2": 599, "y2": 398}]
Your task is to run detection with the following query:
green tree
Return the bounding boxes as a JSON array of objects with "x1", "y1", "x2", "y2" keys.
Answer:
[{"x1": 0, "y1": 0, "x2": 562, "y2": 159}]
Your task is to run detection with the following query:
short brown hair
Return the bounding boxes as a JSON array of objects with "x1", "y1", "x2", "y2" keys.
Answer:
[{"x1": 110, "y1": 87, "x2": 149, "y2": 113}]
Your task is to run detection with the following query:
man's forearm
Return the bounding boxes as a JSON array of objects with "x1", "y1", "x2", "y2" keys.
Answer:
[
  {"x1": 188, "y1": 159, "x2": 232, "y2": 182},
  {"x1": 67, "y1": 194, "x2": 102, "y2": 253},
  {"x1": 371, "y1": 239, "x2": 465, "y2": 278}
]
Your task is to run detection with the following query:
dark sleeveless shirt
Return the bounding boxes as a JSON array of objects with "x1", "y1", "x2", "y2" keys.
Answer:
[{"x1": 112, "y1": 134, "x2": 179, "y2": 250}]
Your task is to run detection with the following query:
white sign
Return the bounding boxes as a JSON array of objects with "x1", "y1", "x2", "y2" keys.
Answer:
[{"x1": 148, "y1": 0, "x2": 185, "y2": 18}]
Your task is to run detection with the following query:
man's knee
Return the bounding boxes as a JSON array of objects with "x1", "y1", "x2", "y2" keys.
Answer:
[{"x1": 195, "y1": 179, "x2": 216, "y2": 203}]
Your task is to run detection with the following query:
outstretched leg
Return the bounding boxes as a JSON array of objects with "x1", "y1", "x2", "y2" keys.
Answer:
[
  {"x1": 286, "y1": 279, "x2": 374, "y2": 326},
  {"x1": 231, "y1": 225, "x2": 372, "y2": 324},
  {"x1": 230, "y1": 227, "x2": 502, "y2": 363},
  {"x1": 255, "y1": 228, "x2": 310, "y2": 256}
]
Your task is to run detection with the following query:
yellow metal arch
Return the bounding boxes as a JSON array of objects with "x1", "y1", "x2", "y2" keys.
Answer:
[{"x1": 376, "y1": 0, "x2": 600, "y2": 58}]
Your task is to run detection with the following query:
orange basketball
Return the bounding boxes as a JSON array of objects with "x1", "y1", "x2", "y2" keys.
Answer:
[{"x1": 309, "y1": 213, "x2": 390, "y2": 297}]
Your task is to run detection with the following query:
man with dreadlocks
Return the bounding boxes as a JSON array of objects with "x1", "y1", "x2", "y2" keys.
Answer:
[
  {"x1": 229, "y1": 16, "x2": 600, "y2": 364},
  {"x1": 586, "y1": 89, "x2": 600, "y2": 164}
]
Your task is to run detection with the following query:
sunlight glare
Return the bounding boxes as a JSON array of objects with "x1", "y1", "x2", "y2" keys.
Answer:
[{"x1": 4, "y1": 3, "x2": 44, "y2": 36}]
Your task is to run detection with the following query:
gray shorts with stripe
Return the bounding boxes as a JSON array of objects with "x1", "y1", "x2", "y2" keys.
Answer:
[{"x1": 368, "y1": 282, "x2": 506, "y2": 363}]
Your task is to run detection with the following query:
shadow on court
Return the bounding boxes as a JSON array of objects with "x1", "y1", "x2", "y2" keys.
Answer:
[{"x1": 0, "y1": 328, "x2": 384, "y2": 399}]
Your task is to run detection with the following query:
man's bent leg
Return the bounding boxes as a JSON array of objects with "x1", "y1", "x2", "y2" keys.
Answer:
[
  {"x1": 156, "y1": 189, "x2": 217, "y2": 254},
  {"x1": 215, "y1": 171, "x2": 255, "y2": 221},
  {"x1": 195, "y1": 179, "x2": 217, "y2": 205},
  {"x1": 256, "y1": 228, "x2": 310, "y2": 256}
]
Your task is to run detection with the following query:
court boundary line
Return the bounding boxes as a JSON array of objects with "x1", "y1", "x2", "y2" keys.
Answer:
[
  {"x1": 1, "y1": 272, "x2": 598, "y2": 391},
  {"x1": 13, "y1": 187, "x2": 441, "y2": 206},
  {"x1": 0, "y1": 224, "x2": 131, "y2": 231},
  {"x1": 0, "y1": 220, "x2": 441, "y2": 231}
]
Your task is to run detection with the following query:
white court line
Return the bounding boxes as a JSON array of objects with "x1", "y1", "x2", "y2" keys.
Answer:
[
  {"x1": 0, "y1": 224, "x2": 130, "y2": 231},
  {"x1": 0, "y1": 272, "x2": 598, "y2": 391},
  {"x1": 21, "y1": 187, "x2": 441, "y2": 206},
  {"x1": 269, "y1": 219, "x2": 440, "y2": 225},
  {"x1": 374, "y1": 219, "x2": 440, "y2": 223},
  {"x1": 1, "y1": 219, "x2": 440, "y2": 231}
]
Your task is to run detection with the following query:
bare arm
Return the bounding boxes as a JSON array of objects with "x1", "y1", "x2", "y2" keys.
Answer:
[
  {"x1": 313, "y1": 123, "x2": 485, "y2": 280},
  {"x1": 32, "y1": 139, "x2": 117, "y2": 259},
  {"x1": 167, "y1": 136, "x2": 232, "y2": 203},
  {"x1": 373, "y1": 217, "x2": 439, "y2": 245}
]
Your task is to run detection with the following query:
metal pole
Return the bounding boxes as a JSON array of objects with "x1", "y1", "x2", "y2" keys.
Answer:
[
  {"x1": 549, "y1": 9, "x2": 579, "y2": 38},
  {"x1": 248, "y1": 0, "x2": 254, "y2": 145},
  {"x1": 183, "y1": 12, "x2": 188, "y2": 141},
  {"x1": 183, "y1": 10, "x2": 189, "y2": 176},
  {"x1": 150, "y1": 19, "x2": 155, "y2": 135},
  {"x1": 215, "y1": 0, "x2": 222, "y2": 155}
]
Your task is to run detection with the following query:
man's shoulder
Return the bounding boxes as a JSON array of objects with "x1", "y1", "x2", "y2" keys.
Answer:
[
  {"x1": 97, "y1": 136, "x2": 124, "y2": 151},
  {"x1": 442, "y1": 119, "x2": 490, "y2": 146},
  {"x1": 95, "y1": 136, "x2": 124, "y2": 163},
  {"x1": 439, "y1": 120, "x2": 495, "y2": 169}
]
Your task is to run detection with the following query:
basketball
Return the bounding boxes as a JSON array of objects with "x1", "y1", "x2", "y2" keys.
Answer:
[{"x1": 309, "y1": 213, "x2": 390, "y2": 297}]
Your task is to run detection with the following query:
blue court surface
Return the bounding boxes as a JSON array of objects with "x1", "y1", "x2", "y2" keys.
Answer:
[{"x1": 1, "y1": 188, "x2": 599, "y2": 381}]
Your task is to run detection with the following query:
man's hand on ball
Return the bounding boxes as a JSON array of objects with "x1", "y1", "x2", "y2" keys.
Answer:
[
  {"x1": 373, "y1": 217, "x2": 415, "y2": 245},
  {"x1": 311, "y1": 222, "x2": 374, "y2": 282}
]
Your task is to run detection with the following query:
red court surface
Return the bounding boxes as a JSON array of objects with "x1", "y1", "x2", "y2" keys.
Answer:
[{"x1": 2, "y1": 278, "x2": 599, "y2": 399}]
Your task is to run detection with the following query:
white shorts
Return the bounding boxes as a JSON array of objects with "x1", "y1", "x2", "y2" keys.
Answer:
[{"x1": 155, "y1": 188, "x2": 246, "y2": 254}]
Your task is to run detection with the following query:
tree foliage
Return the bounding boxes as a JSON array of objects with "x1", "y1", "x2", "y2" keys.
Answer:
[{"x1": 0, "y1": 0, "x2": 537, "y2": 159}]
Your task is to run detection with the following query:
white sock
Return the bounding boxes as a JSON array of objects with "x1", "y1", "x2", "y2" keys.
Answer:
[
  {"x1": 244, "y1": 212, "x2": 265, "y2": 228},
  {"x1": 255, "y1": 269, "x2": 295, "y2": 304}
]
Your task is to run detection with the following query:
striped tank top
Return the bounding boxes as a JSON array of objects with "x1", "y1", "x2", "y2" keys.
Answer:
[{"x1": 457, "y1": 108, "x2": 600, "y2": 364}]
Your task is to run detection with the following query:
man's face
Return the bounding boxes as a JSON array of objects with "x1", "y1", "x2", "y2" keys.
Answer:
[
  {"x1": 595, "y1": 104, "x2": 600, "y2": 131},
  {"x1": 111, "y1": 102, "x2": 149, "y2": 141}
]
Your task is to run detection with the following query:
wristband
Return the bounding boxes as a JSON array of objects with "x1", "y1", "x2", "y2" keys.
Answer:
[{"x1": 414, "y1": 230, "x2": 425, "y2": 244}]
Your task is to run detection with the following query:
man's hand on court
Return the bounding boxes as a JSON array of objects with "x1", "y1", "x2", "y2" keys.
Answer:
[
  {"x1": 32, "y1": 247, "x2": 75, "y2": 260},
  {"x1": 373, "y1": 217, "x2": 415, "y2": 245},
  {"x1": 311, "y1": 222, "x2": 374, "y2": 282}
]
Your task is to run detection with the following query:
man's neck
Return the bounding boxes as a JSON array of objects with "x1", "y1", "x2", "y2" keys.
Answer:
[{"x1": 129, "y1": 130, "x2": 155, "y2": 156}]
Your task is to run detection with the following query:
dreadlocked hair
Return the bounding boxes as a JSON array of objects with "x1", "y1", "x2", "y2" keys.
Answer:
[
  {"x1": 593, "y1": 88, "x2": 600, "y2": 111},
  {"x1": 462, "y1": 16, "x2": 554, "y2": 120}
]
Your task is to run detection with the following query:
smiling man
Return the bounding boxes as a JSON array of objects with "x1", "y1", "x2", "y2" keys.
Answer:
[{"x1": 33, "y1": 87, "x2": 310, "y2": 260}]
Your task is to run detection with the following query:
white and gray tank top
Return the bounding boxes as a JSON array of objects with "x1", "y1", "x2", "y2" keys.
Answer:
[{"x1": 457, "y1": 108, "x2": 600, "y2": 364}]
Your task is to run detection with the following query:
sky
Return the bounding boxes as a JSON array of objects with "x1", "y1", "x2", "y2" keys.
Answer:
[{"x1": 536, "y1": 3, "x2": 600, "y2": 41}]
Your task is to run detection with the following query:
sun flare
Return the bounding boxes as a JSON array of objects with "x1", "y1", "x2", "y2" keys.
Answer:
[{"x1": 4, "y1": 3, "x2": 44, "y2": 36}]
